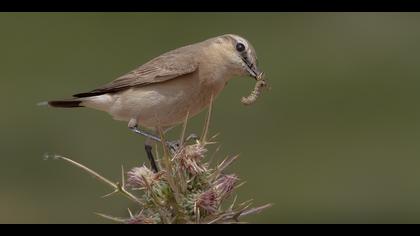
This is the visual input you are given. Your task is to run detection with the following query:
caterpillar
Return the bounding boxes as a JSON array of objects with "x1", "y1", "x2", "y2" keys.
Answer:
[{"x1": 241, "y1": 72, "x2": 268, "y2": 106}]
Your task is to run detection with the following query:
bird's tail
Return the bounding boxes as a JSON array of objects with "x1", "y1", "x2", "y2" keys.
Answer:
[{"x1": 38, "y1": 99, "x2": 84, "y2": 108}]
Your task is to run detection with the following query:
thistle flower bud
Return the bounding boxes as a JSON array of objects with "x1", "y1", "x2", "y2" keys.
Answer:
[
  {"x1": 196, "y1": 190, "x2": 218, "y2": 214},
  {"x1": 214, "y1": 174, "x2": 239, "y2": 199}
]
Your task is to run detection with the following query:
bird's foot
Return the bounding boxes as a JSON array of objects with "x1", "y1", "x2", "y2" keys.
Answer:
[
  {"x1": 167, "y1": 140, "x2": 181, "y2": 154},
  {"x1": 166, "y1": 133, "x2": 199, "y2": 154}
]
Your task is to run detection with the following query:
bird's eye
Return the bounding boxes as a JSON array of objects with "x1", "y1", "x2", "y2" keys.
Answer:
[{"x1": 236, "y1": 43, "x2": 245, "y2": 52}]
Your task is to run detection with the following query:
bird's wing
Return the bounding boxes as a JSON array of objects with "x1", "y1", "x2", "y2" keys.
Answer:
[{"x1": 73, "y1": 48, "x2": 198, "y2": 98}]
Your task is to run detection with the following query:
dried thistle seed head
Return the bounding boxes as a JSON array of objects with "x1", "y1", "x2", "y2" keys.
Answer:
[
  {"x1": 185, "y1": 143, "x2": 207, "y2": 159},
  {"x1": 175, "y1": 144, "x2": 208, "y2": 175},
  {"x1": 127, "y1": 165, "x2": 159, "y2": 189},
  {"x1": 214, "y1": 174, "x2": 239, "y2": 199},
  {"x1": 196, "y1": 189, "x2": 219, "y2": 214}
]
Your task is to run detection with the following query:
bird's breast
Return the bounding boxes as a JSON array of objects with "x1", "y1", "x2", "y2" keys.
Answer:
[{"x1": 108, "y1": 71, "x2": 228, "y2": 128}]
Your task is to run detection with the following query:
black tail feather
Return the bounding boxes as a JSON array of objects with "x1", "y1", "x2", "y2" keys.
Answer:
[{"x1": 48, "y1": 99, "x2": 83, "y2": 108}]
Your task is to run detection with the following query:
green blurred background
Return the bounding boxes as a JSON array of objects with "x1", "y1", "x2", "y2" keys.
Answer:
[{"x1": 1, "y1": 12, "x2": 420, "y2": 223}]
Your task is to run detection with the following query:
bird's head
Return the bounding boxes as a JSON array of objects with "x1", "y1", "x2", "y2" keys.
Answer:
[{"x1": 208, "y1": 34, "x2": 262, "y2": 80}]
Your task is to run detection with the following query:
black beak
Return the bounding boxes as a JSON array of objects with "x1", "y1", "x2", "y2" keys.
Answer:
[{"x1": 242, "y1": 57, "x2": 261, "y2": 80}]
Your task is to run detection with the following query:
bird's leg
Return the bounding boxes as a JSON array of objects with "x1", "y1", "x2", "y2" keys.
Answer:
[
  {"x1": 144, "y1": 136, "x2": 195, "y2": 172},
  {"x1": 128, "y1": 119, "x2": 198, "y2": 157},
  {"x1": 129, "y1": 125, "x2": 179, "y2": 169},
  {"x1": 144, "y1": 138, "x2": 159, "y2": 173},
  {"x1": 130, "y1": 126, "x2": 162, "y2": 142},
  {"x1": 128, "y1": 119, "x2": 160, "y2": 172}
]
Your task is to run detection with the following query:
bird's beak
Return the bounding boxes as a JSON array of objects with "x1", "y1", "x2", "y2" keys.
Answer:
[
  {"x1": 242, "y1": 57, "x2": 262, "y2": 80},
  {"x1": 247, "y1": 65, "x2": 262, "y2": 80}
]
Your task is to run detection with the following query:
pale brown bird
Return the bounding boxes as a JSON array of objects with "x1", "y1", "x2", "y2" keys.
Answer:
[{"x1": 44, "y1": 34, "x2": 262, "y2": 172}]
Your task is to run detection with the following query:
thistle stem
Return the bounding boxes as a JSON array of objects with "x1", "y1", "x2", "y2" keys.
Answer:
[{"x1": 56, "y1": 155, "x2": 143, "y2": 205}]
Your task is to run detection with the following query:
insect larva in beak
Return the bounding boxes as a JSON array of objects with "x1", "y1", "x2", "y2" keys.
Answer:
[{"x1": 241, "y1": 72, "x2": 268, "y2": 106}]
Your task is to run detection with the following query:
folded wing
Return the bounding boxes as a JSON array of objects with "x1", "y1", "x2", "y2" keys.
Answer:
[{"x1": 73, "y1": 47, "x2": 199, "y2": 98}]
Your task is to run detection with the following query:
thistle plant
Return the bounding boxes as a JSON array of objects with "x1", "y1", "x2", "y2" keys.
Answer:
[{"x1": 52, "y1": 101, "x2": 271, "y2": 224}]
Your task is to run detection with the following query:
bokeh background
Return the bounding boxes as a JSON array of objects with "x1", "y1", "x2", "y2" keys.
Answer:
[{"x1": 1, "y1": 13, "x2": 420, "y2": 223}]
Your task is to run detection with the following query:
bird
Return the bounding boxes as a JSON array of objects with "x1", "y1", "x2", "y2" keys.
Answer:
[{"x1": 43, "y1": 34, "x2": 262, "y2": 172}]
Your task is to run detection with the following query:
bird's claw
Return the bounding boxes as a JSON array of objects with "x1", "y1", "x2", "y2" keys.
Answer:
[
  {"x1": 167, "y1": 140, "x2": 181, "y2": 153},
  {"x1": 166, "y1": 133, "x2": 199, "y2": 154}
]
